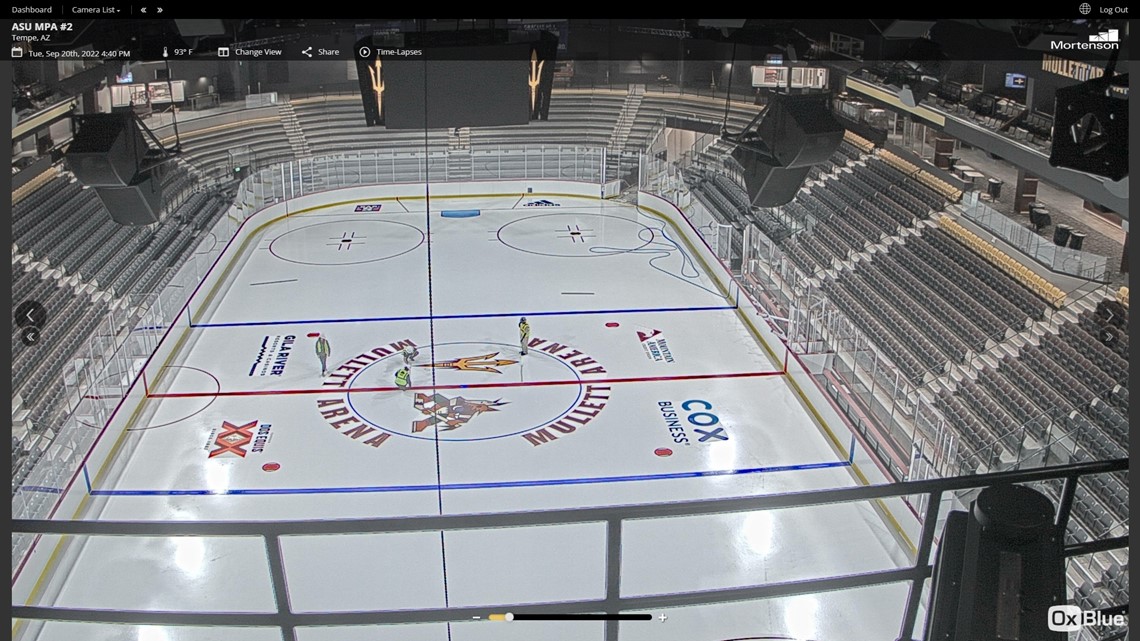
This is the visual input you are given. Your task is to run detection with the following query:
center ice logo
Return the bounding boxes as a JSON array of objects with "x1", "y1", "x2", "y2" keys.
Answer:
[
  {"x1": 413, "y1": 393, "x2": 507, "y2": 433},
  {"x1": 312, "y1": 338, "x2": 611, "y2": 448}
]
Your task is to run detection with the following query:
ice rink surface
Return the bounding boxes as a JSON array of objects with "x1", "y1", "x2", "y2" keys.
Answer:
[{"x1": 19, "y1": 191, "x2": 916, "y2": 641}]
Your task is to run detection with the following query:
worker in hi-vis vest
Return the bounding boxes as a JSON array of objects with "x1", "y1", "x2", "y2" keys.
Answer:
[
  {"x1": 395, "y1": 366, "x2": 411, "y2": 391},
  {"x1": 315, "y1": 334, "x2": 331, "y2": 377},
  {"x1": 519, "y1": 317, "x2": 531, "y2": 355}
]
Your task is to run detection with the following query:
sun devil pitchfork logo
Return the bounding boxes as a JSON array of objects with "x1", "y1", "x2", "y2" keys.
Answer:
[
  {"x1": 413, "y1": 393, "x2": 507, "y2": 433},
  {"x1": 417, "y1": 352, "x2": 518, "y2": 374},
  {"x1": 207, "y1": 420, "x2": 258, "y2": 458}
]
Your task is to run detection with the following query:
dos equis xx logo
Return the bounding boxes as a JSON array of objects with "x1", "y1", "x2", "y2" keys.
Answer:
[{"x1": 207, "y1": 420, "x2": 257, "y2": 458}]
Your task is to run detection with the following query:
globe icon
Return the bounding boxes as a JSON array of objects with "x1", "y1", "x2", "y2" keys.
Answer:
[{"x1": 1079, "y1": 2, "x2": 1092, "y2": 14}]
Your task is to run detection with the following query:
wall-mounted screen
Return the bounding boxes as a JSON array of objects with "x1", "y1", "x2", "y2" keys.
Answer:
[{"x1": 1005, "y1": 73, "x2": 1027, "y2": 89}]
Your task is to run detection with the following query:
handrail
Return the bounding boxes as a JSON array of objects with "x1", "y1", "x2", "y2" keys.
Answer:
[{"x1": 12, "y1": 458, "x2": 1128, "y2": 641}]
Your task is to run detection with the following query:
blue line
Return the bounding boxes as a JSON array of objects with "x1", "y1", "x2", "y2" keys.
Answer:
[
  {"x1": 88, "y1": 460, "x2": 851, "y2": 496},
  {"x1": 189, "y1": 304, "x2": 738, "y2": 329},
  {"x1": 83, "y1": 465, "x2": 91, "y2": 493},
  {"x1": 849, "y1": 435, "x2": 857, "y2": 464},
  {"x1": 18, "y1": 486, "x2": 65, "y2": 494}
]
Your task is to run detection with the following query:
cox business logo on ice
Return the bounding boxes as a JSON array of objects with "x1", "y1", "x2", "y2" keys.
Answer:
[{"x1": 1048, "y1": 605, "x2": 1126, "y2": 632}]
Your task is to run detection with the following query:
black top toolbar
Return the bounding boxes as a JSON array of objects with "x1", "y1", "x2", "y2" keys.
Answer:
[
  {"x1": 11, "y1": 4, "x2": 155, "y2": 16},
  {"x1": 4, "y1": 15, "x2": 1130, "y2": 62},
  {"x1": 5, "y1": 7, "x2": 1129, "y2": 18}
]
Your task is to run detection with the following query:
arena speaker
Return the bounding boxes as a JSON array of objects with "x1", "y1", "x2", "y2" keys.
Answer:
[
  {"x1": 729, "y1": 92, "x2": 843, "y2": 206},
  {"x1": 66, "y1": 113, "x2": 150, "y2": 187},
  {"x1": 750, "y1": 92, "x2": 845, "y2": 169},
  {"x1": 1050, "y1": 73, "x2": 1128, "y2": 181},
  {"x1": 94, "y1": 171, "x2": 162, "y2": 226},
  {"x1": 729, "y1": 153, "x2": 812, "y2": 208},
  {"x1": 924, "y1": 484, "x2": 1066, "y2": 641}
]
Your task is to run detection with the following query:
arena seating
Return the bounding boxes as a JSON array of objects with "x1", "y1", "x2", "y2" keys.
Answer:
[
  {"x1": 938, "y1": 217, "x2": 1065, "y2": 309},
  {"x1": 11, "y1": 159, "x2": 229, "y2": 495}
]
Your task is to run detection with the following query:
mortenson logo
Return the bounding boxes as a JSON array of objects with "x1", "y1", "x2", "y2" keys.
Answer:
[
  {"x1": 1051, "y1": 41, "x2": 1120, "y2": 50},
  {"x1": 1052, "y1": 30, "x2": 1121, "y2": 50}
]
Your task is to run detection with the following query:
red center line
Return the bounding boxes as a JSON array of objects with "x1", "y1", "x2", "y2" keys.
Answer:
[{"x1": 147, "y1": 370, "x2": 787, "y2": 399}]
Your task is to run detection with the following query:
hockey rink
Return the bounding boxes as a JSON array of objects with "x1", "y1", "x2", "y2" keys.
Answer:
[{"x1": 17, "y1": 189, "x2": 916, "y2": 641}]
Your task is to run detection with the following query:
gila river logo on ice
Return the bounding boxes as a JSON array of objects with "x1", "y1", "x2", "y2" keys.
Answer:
[{"x1": 248, "y1": 335, "x2": 295, "y2": 377}]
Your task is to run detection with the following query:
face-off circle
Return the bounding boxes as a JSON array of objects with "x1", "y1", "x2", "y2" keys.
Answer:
[
  {"x1": 496, "y1": 213, "x2": 655, "y2": 258},
  {"x1": 268, "y1": 219, "x2": 425, "y2": 266},
  {"x1": 127, "y1": 366, "x2": 221, "y2": 431},
  {"x1": 345, "y1": 341, "x2": 586, "y2": 442}
]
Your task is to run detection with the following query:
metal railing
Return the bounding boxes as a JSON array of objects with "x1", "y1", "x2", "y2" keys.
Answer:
[
  {"x1": 234, "y1": 146, "x2": 616, "y2": 214},
  {"x1": 12, "y1": 458, "x2": 1128, "y2": 641},
  {"x1": 959, "y1": 192, "x2": 1109, "y2": 281}
]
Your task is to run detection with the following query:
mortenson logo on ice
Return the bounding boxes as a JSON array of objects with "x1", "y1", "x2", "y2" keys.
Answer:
[{"x1": 524, "y1": 199, "x2": 560, "y2": 207}]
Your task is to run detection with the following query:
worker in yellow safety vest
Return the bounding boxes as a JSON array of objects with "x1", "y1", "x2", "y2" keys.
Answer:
[
  {"x1": 519, "y1": 317, "x2": 531, "y2": 355},
  {"x1": 315, "y1": 334, "x2": 331, "y2": 377}
]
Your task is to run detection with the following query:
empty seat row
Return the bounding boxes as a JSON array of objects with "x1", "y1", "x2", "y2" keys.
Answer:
[
  {"x1": 938, "y1": 217, "x2": 1064, "y2": 309},
  {"x1": 834, "y1": 273, "x2": 950, "y2": 371},
  {"x1": 1039, "y1": 333, "x2": 1126, "y2": 410},
  {"x1": 874, "y1": 190, "x2": 921, "y2": 226},
  {"x1": 974, "y1": 368, "x2": 1052, "y2": 443},
  {"x1": 1086, "y1": 398, "x2": 1128, "y2": 448},
  {"x1": 933, "y1": 391, "x2": 1005, "y2": 469},
  {"x1": 824, "y1": 282, "x2": 928, "y2": 384},
  {"x1": 1021, "y1": 345, "x2": 1110, "y2": 411},
  {"x1": 854, "y1": 265, "x2": 972, "y2": 362},
  {"x1": 925, "y1": 229, "x2": 1049, "y2": 319},
  {"x1": 1070, "y1": 484, "x2": 1119, "y2": 540},
  {"x1": 887, "y1": 246, "x2": 1009, "y2": 339},
  {"x1": 996, "y1": 355, "x2": 1077, "y2": 420},
  {"x1": 954, "y1": 380, "x2": 1024, "y2": 452},
  {"x1": 906, "y1": 234, "x2": 1031, "y2": 328},
  {"x1": 842, "y1": 130, "x2": 876, "y2": 154},
  {"x1": 874, "y1": 255, "x2": 991, "y2": 351}
]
